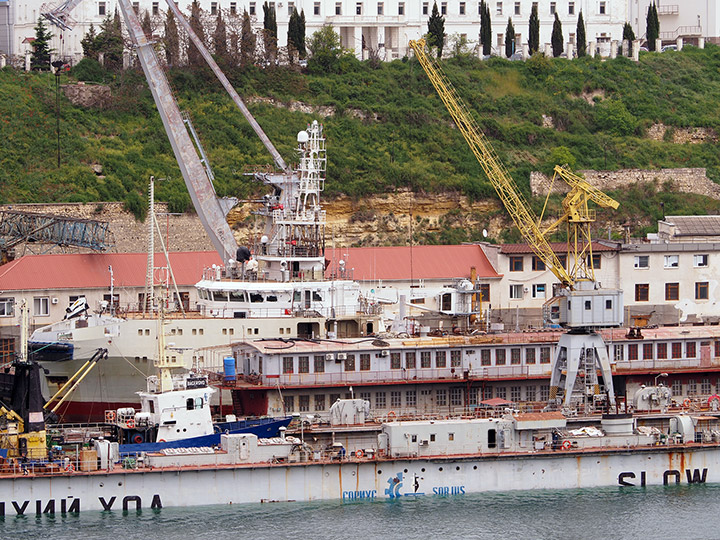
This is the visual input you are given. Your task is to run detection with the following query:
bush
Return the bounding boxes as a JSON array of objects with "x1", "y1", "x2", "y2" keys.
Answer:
[{"x1": 71, "y1": 58, "x2": 110, "y2": 83}]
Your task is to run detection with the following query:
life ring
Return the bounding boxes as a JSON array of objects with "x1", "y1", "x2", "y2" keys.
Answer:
[
  {"x1": 131, "y1": 433, "x2": 145, "y2": 444},
  {"x1": 65, "y1": 463, "x2": 75, "y2": 473},
  {"x1": 105, "y1": 410, "x2": 116, "y2": 423},
  {"x1": 387, "y1": 411, "x2": 396, "y2": 420},
  {"x1": 126, "y1": 419, "x2": 135, "y2": 429},
  {"x1": 355, "y1": 449, "x2": 364, "y2": 459},
  {"x1": 708, "y1": 395, "x2": 720, "y2": 407},
  {"x1": 561, "y1": 440, "x2": 572, "y2": 450},
  {"x1": 157, "y1": 439, "x2": 166, "y2": 443},
  {"x1": 683, "y1": 398, "x2": 692, "y2": 408}
]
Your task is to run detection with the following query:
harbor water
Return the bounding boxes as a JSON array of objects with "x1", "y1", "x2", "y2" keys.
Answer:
[{"x1": 4, "y1": 484, "x2": 720, "y2": 540}]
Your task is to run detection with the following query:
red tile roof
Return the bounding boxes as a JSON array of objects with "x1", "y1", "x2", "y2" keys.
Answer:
[
  {"x1": 0, "y1": 251, "x2": 222, "y2": 291},
  {"x1": 323, "y1": 245, "x2": 501, "y2": 281},
  {"x1": 500, "y1": 241, "x2": 619, "y2": 254}
]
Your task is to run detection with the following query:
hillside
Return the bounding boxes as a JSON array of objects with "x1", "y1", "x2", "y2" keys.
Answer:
[{"x1": 2, "y1": 46, "x2": 720, "y2": 245}]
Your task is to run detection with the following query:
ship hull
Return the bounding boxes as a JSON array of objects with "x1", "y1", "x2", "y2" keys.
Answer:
[{"x1": 1, "y1": 445, "x2": 718, "y2": 514}]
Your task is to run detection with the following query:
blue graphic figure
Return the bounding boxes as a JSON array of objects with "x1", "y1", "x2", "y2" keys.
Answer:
[{"x1": 385, "y1": 472, "x2": 403, "y2": 498}]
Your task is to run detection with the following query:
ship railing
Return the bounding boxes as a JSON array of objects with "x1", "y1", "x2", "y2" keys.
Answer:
[{"x1": 614, "y1": 357, "x2": 710, "y2": 371}]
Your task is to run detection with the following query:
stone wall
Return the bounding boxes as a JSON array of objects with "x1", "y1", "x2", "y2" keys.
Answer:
[
  {"x1": 0, "y1": 202, "x2": 213, "y2": 254},
  {"x1": 530, "y1": 168, "x2": 720, "y2": 200}
]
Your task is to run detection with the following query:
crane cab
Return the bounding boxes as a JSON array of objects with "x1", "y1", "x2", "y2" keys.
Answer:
[{"x1": 557, "y1": 282, "x2": 623, "y2": 329}]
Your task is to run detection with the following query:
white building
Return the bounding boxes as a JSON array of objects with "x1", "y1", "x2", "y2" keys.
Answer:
[{"x1": 2, "y1": 0, "x2": 718, "y2": 65}]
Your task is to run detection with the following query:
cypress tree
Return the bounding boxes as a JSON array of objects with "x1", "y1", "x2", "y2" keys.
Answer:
[
  {"x1": 528, "y1": 3, "x2": 539, "y2": 55},
  {"x1": 31, "y1": 18, "x2": 53, "y2": 70},
  {"x1": 298, "y1": 9, "x2": 306, "y2": 58},
  {"x1": 187, "y1": 0, "x2": 206, "y2": 67},
  {"x1": 240, "y1": 9, "x2": 256, "y2": 66},
  {"x1": 141, "y1": 10, "x2": 152, "y2": 38},
  {"x1": 551, "y1": 12, "x2": 563, "y2": 57},
  {"x1": 481, "y1": 1, "x2": 491, "y2": 56},
  {"x1": 647, "y1": 2, "x2": 659, "y2": 51},
  {"x1": 164, "y1": 8, "x2": 180, "y2": 65},
  {"x1": 214, "y1": 9, "x2": 227, "y2": 58},
  {"x1": 263, "y1": 1, "x2": 278, "y2": 63},
  {"x1": 576, "y1": 11, "x2": 586, "y2": 57},
  {"x1": 81, "y1": 23, "x2": 99, "y2": 59},
  {"x1": 622, "y1": 22, "x2": 635, "y2": 42},
  {"x1": 427, "y1": 2, "x2": 445, "y2": 58},
  {"x1": 504, "y1": 18, "x2": 515, "y2": 58}
]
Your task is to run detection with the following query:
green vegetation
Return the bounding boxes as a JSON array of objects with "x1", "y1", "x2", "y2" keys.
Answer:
[{"x1": 2, "y1": 45, "x2": 720, "y2": 236}]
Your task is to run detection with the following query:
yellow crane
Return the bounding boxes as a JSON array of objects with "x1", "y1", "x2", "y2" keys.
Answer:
[{"x1": 409, "y1": 39, "x2": 622, "y2": 411}]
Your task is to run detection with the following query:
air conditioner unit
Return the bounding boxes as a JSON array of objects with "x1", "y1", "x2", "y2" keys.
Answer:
[
  {"x1": 523, "y1": 287, "x2": 529, "y2": 293},
  {"x1": 325, "y1": 353, "x2": 335, "y2": 361},
  {"x1": 337, "y1": 352, "x2": 347, "y2": 360},
  {"x1": 51, "y1": 298, "x2": 59, "y2": 305},
  {"x1": 380, "y1": 349, "x2": 389, "y2": 357}
]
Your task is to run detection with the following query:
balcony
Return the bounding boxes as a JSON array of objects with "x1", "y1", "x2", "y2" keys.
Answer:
[
  {"x1": 657, "y1": 5, "x2": 679, "y2": 15},
  {"x1": 660, "y1": 25, "x2": 702, "y2": 39}
]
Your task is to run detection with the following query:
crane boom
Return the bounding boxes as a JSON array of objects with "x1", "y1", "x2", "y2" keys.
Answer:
[{"x1": 408, "y1": 39, "x2": 573, "y2": 288}]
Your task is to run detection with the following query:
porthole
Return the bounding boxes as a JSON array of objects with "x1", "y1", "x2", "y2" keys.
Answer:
[
  {"x1": 456, "y1": 466, "x2": 460, "y2": 471},
  {"x1": 378, "y1": 470, "x2": 382, "y2": 475},
  {"x1": 439, "y1": 467, "x2": 443, "y2": 471}
]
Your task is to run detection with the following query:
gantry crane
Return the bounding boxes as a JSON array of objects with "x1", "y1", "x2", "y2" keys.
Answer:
[{"x1": 409, "y1": 39, "x2": 623, "y2": 411}]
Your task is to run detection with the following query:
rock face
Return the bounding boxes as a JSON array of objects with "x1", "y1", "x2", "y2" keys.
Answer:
[
  {"x1": 646, "y1": 123, "x2": 717, "y2": 144},
  {"x1": 61, "y1": 83, "x2": 112, "y2": 108},
  {"x1": 530, "y1": 168, "x2": 720, "y2": 200}
]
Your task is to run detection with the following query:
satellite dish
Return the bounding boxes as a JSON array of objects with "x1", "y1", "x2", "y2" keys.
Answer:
[
  {"x1": 482, "y1": 228, "x2": 488, "y2": 238},
  {"x1": 297, "y1": 130, "x2": 309, "y2": 143}
]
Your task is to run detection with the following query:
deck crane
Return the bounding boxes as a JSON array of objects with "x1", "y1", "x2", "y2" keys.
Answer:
[
  {"x1": 409, "y1": 39, "x2": 623, "y2": 411},
  {"x1": 41, "y1": 0, "x2": 292, "y2": 265}
]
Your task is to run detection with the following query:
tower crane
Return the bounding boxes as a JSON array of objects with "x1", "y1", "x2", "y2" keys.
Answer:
[{"x1": 409, "y1": 39, "x2": 623, "y2": 411}]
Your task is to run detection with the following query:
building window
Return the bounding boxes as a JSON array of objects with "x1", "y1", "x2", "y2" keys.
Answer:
[
  {"x1": 665, "y1": 282, "x2": 679, "y2": 301},
  {"x1": 451, "y1": 350, "x2": 461, "y2": 367},
  {"x1": 406, "y1": 390, "x2": 417, "y2": 407},
  {"x1": 250, "y1": 2, "x2": 257, "y2": 14},
  {"x1": 436, "y1": 350, "x2": 447, "y2": 368},
  {"x1": 299, "y1": 395, "x2": 310, "y2": 412},
  {"x1": 495, "y1": 386, "x2": 506, "y2": 399},
  {"x1": 230, "y1": 1, "x2": 236, "y2": 14},
  {"x1": 360, "y1": 353, "x2": 371, "y2": 371},
  {"x1": 314, "y1": 394, "x2": 326, "y2": 411},
  {"x1": 510, "y1": 386, "x2": 521, "y2": 402},
  {"x1": 0, "y1": 338, "x2": 13, "y2": 364},
  {"x1": 568, "y1": 1, "x2": 574, "y2": 14},
  {"x1": 299, "y1": 356, "x2": 309, "y2": 373},
  {"x1": 314, "y1": 355, "x2": 325, "y2": 373},
  {"x1": 671, "y1": 342, "x2": 682, "y2": 359},
  {"x1": 406, "y1": 351, "x2": 416, "y2": 369},
  {"x1": 377, "y1": 2, "x2": 383, "y2": 14},
  {"x1": 0, "y1": 298, "x2": 14, "y2": 317},
  {"x1": 496, "y1": 349, "x2": 506, "y2": 366},
  {"x1": 282, "y1": 356, "x2": 294, "y2": 374},
  {"x1": 481, "y1": 349, "x2": 491, "y2": 366},
  {"x1": 540, "y1": 385, "x2": 550, "y2": 401},
  {"x1": 643, "y1": 342, "x2": 653, "y2": 360},
  {"x1": 511, "y1": 348, "x2": 521, "y2": 365},
  {"x1": 210, "y1": 2, "x2": 217, "y2": 14},
  {"x1": 657, "y1": 342, "x2": 667, "y2": 359},
  {"x1": 345, "y1": 354, "x2": 356, "y2": 371},
  {"x1": 391, "y1": 391, "x2": 402, "y2": 407},
  {"x1": 540, "y1": 347, "x2": 551, "y2": 364},
  {"x1": 509, "y1": 256, "x2": 523, "y2": 271},
  {"x1": 375, "y1": 392, "x2": 386, "y2": 408},
  {"x1": 671, "y1": 379, "x2": 681, "y2": 396},
  {"x1": 421, "y1": 351, "x2": 431, "y2": 368},
  {"x1": 398, "y1": 1, "x2": 404, "y2": 14},
  {"x1": 497, "y1": 33, "x2": 504, "y2": 47},
  {"x1": 664, "y1": 255, "x2": 679, "y2": 268},
  {"x1": 152, "y1": 1, "x2": 159, "y2": 15},
  {"x1": 456, "y1": 1, "x2": 464, "y2": 14},
  {"x1": 335, "y1": 2, "x2": 341, "y2": 14},
  {"x1": 687, "y1": 342, "x2": 696, "y2": 358},
  {"x1": 532, "y1": 283, "x2": 546, "y2": 299},
  {"x1": 330, "y1": 393, "x2": 341, "y2": 404},
  {"x1": 635, "y1": 283, "x2": 649, "y2": 302},
  {"x1": 423, "y1": 1, "x2": 428, "y2": 15},
  {"x1": 496, "y1": 1, "x2": 502, "y2": 14},
  {"x1": 694, "y1": 254, "x2": 709, "y2": 267},
  {"x1": 701, "y1": 378, "x2": 712, "y2": 395},
  {"x1": 613, "y1": 344, "x2": 624, "y2": 362},
  {"x1": 514, "y1": 1, "x2": 520, "y2": 15},
  {"x1": 599, "y1": 1, "x2": 606, "y2": 15},
  {"x1": 525, "y1": 348, "x2": 536, "y2": 364},
  {"x1": 287, "y1": 1, "x2": 294, "y2": 14},
  {"x1": 525, "y1": 385, "x2": 536, "y2": 401},
  {"x1": 628, "y1": 343, "x2": 638, "y2": 360},
  {"x1": 696, "y1": 282, "x2": 709, "y2": 300},
  {"x1": 531, "y1": 256, "x2": 545, "y2": 271},
  {"x1": 390, "y1": 352, "x2": 401, "y2": 369},
  {"x1": 441, "y1": 2, "x2": 447, "y2": 14},
  {"x1": 510, "y1": 284, "x2": 524, "y2": 300},
  {"x1": 436, "y1": 388, "x2": 447, "y2": 406},
  {"x1": 549, "y1": 1, "x2": 555, "y2": 14},
  {"x1": 479, "y1": 284, "x2": 490, "y2": 303},
  {"x1": 450, "y1": 387, "x2": 463, "y2": 406},
  {"x1": 99, "y1": 1, "x2": 106, "y2": 16},
  {"x1": 284, "y1": 395, "x2": 294, "y2": 412},
  {"x1": 569, "y1": 32, "x2": 576, "y2": 44},
  {"x1": 313, "y1": 1, "x2": 320, "y2": 15},
  {"x1": 356, "y1": 2, "x2": 362, "y2": 14},
  {"x1": 587, "y1": 253, "x2": 601, "y2": 269},
  {"x1": 33, "y1": 297, "x2": 50, "y2": 317},
  {"x1": 634, "y1": 255, "x2": 649, "y2": 269}
]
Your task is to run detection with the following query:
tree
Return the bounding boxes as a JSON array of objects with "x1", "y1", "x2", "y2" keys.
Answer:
[
  {"x1": 141, "y1": 10, "x2": 152, "y2": 38},
  {"x1": 187, "y1": 1, "x2": 206, "y2": 67},
  {"x1": 528, "y1": 3, "x2": 539, "y2": 55},
  {"x1": 427, "y1": 2, "x2": 445, "y2": 59},
  {"x1": 81, "y1": 23, "x2": 99, "y2": 59},
  {"x1": 164, "y1": 8, "x2": 180, "y2": 65},
  {"x1": 504, "y1": 18, "x2": 515, "y2": 58},
  {"x1": 31, "y1": 18, "x2": 53, "y2": 70},
  {"x1": 576, "y1": 11, "x2": 586, "y2": 57},
  {"x1": 307, "y1": 24, "x2": 344, "y2": 73},
  {"x1": 646, "y1": 2, "x2": 659, "y2": 51},
  {"x1": 551, "y1": 12, "x2": 563, "y2": 57},
  {"x1": 622, "y1": 22, "x2": 635, "y2": 43},
  {"x1": 95, "y1": 10, "x2": 123, "y2": 71},
  {"x1": 480, "y1": 1, "x2": 491, "y2": 56},
  {"x1": 288, "y1": 8, "x2": 306, "y2": 61},
  {"x1": 214, "y1": 9, "x2": 228, "y2": 58},
  {"x1": 263, "y1": 1, "x2": 277, "y2": 63},
  {"x1": 240, "y1": 9, "x2": 256, "y2": 66}
]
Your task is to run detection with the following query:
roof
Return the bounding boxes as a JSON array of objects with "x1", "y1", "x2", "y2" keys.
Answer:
[
  {"x1": 500, "y1": 241, "x2": 619, "y2": 255},
  {"x1": 0, "y1": 251, "x2": 221, "y2": 291},
  {"x1": 323, "y1": 245, "x2": 501, "y2": 281},
  {"x1": 663, "y1": 215, "x2": 720, "y2": 237}
]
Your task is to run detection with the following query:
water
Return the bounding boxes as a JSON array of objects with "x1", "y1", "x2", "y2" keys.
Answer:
[{"x1": 4, "y1": 484, "x2": 719, "y2": 540}]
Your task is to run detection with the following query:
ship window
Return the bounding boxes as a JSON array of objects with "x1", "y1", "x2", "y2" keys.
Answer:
[
  {"x1": 186, "y1": 398, "x2": 195, "y2": 410},
  {"x1": 148, "y1": 401, "x2": 155, "y2": 413},
  {"x1": 266, "y1": 295, "x2": 278, "y2": 302},
  {"x1": 411, "y1": 434, "x2": 417, "y2": 443},
  {"x1": 145, "y1": 329, "x2": 150, "y2": 336},
  {"x1": 250, "y1": 293, "x2": 264, "y2": 303},
  {"x1": 230, "y1": 291, "x2": 246, "y2": 302},
  {"x1": 448, "y1": 433, "x2": 454, "y2": 441},
  {"x1": 430, "y1": 433, "x2": 436, "y2": 442},
  {"x1": 196, "y1": 397, "x2": 203, "y2": 409},
  {"x1": 312, "y1": 291, "x2": 323, "y2": 302},
  {"x1": 293, "y1": 291, "x2": 302, "y2": 302},
  {"x1": 488, "y1": 428, "x2": 497, "y2": 448},
  {"x1": 138, "y1": 329, "x2": 143, "y2": 336}
]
